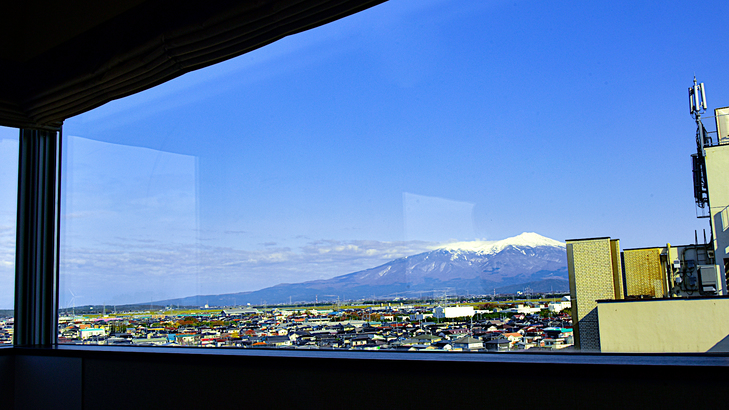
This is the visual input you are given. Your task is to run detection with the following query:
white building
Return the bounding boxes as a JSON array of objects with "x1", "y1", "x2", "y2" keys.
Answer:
[
  {"x1": 503, "y1": 304, "x2": 542, "y2": 315},
  {"x1": 221, "y1": 307, "x2": 259, "y2": 316},
  {"x1": 79, "y1": 328, "x2": 106, "y2": 339},
  {"x1": 548, "y1": 296, "x2": 572, "y2": 313},
  {"x1": 433, "y1": 306, "x2": 474, "y2": 319},
  {"x1": 451, "y1": 336, "x2": 483, "y2": 351},
  {"x1": 409, "y1": 313, "x2": 433, "y2": 321}
]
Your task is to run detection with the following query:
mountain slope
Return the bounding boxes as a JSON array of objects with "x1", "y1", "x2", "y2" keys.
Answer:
[{"x1": 153, "y1": 232, "x2": 568, "y2": 306}]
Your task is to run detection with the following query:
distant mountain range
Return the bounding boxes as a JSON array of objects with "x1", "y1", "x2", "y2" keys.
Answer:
[{"x1": 149, "y1": 232, "x2": 569, "y2": 307}]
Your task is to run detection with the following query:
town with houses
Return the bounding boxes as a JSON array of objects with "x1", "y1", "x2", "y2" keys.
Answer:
[{"x1": 3, "y1": 296, "x2": 575, "y2": 352}]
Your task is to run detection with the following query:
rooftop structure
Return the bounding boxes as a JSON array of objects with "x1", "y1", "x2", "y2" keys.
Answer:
[{"x1": 567, "y1": 80, "x2": 729, "y2": 352}]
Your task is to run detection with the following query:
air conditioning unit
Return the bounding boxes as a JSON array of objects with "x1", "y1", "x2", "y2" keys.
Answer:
[{"x1": 699, "y1": 265, "x2": 719, "y2": 295}]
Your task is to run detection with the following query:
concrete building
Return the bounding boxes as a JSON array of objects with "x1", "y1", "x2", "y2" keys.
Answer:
[
  {"x1": 79, "y1": 328, "x2": 106, "y2": 340},
  {"x1": 451, "y1": 336, "x2": 483, "y2": 351},
  {"x1": 568, "y1": 236, "x2": 729, "y2": 352},
  {"x1": 622, "y1": 248, "x2": 669, "y2": 298},
  {"x1": 705, "y1": 138, "x2": 729, "y2": 286},
  {"x1": 598, "y1": 297, "x2": 729, "y2": 352},
  {"x1": 566, "y1": 237, "x2": 622, "y2": 351},
  {"x1": 409, "y1": 313, "x2": 433, "y2": 321},
  {"x1": 502, "y1": 304, "x2": 542, "y2": 315},
  {"x1": 433, "y1": 306, "x2": 475, "y2": 319},
  {"x1": 548, "y1": 296, "x2": 571, "y2": 313},
  {"x1": 567, "y1": 89, "x2": 729, "y2": 353}
]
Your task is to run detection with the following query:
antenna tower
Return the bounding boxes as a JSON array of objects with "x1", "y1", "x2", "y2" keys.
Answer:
[{"x1": 689, "y1": 77, "x2": 711, "y2": 216}]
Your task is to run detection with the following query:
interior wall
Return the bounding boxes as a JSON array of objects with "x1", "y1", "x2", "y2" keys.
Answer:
[
  {"x1": 14, "y1": 356, "x2": 81, "y2": 409},
  {"x1": 2, "y1": 348, "x2": 729, "y2": 409},
  {"x1": 0, "y1": 352, "x2": 13, "y2": 409}
]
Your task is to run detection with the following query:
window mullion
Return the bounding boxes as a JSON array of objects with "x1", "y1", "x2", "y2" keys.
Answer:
[{"x1": 14, "y1": 127, "x2": 61, "y2": 347}]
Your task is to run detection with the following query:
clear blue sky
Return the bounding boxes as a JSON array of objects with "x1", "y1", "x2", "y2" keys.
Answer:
[{"x1": 2, "y1": 0, "x2": 729, "y2": 307}]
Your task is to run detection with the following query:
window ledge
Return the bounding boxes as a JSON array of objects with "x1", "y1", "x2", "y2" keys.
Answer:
[{"x1": 4, "y1": 344, "x2": 728, "y2": 367}]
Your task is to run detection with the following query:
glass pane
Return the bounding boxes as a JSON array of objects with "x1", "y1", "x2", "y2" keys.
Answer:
[
  {"x1": 0, "y1": 126, "x2": 18, "y2": 345},
  {"x1": 59, "y1": 0, "x2": 728, "y2": 352}
]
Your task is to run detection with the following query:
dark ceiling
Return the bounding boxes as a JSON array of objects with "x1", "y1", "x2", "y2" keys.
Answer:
[{"x1": 0, "y1": 0, "x2": 385, "y2": 129}]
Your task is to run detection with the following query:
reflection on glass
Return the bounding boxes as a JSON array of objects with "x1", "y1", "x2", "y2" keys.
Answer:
[
  {"x1": 57, "y1": 0, "x2": 729, "y2": 352},
  {"x1": 60, "y1": 137, "x2": 198, "y2": 308}
]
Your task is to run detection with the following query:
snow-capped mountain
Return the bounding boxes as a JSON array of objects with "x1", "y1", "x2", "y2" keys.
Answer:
[
  {"x1": 153, "y1": 232, "x2": 569, "y2": 306},
  {"x1": 329, "y1": 232, "x2": 567, "y2": 293}
]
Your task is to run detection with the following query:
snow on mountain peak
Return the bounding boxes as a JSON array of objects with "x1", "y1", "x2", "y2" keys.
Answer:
[
  {"x1": 438, "y1": 232, "x2": 565, "y2": 254},
  {"x1": 497, "y1": 232, "x2": 565, "y2": 249}
]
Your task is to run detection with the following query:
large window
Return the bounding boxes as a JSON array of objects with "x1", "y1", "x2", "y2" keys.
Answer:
[
  {"x1": 57, "y1": 0, "x2": 729, "y2": 350},
  {"x1": 0, "y1": 126, "x2": 18, "y2": 344}
]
